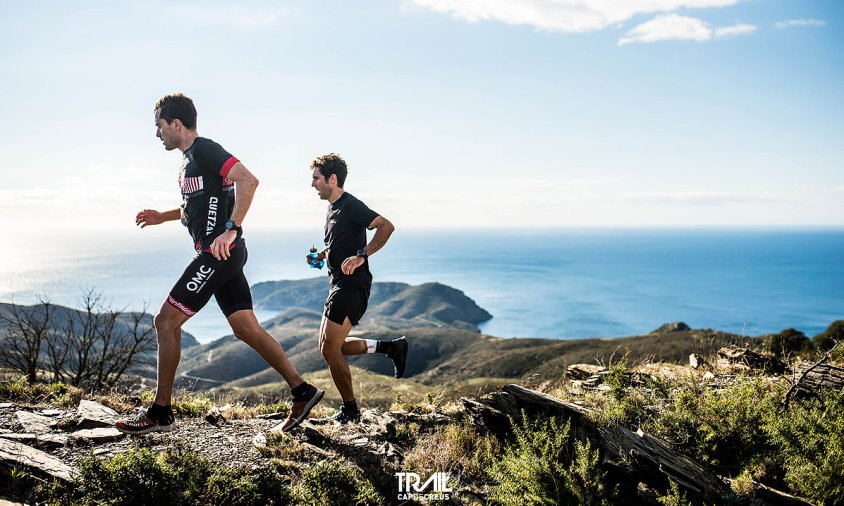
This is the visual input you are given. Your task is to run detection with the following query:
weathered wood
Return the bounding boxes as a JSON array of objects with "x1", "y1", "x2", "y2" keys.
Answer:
[
  {"x1": 782, "y1": 341, "x2": 844, "y2": 411},
  {"x1": 0, "y1": 437, "x2": 74, "y2": 482},
  {"x1": 794, "y1": 362, "x2": 844, "y2": 390},
  {"x1": 461, "y1": 397, "x2": 511, "y2": 438},
  {"x1": 501, "y1": 384, "x2": 732, "y2": 505},
  {"x1": 716, "y1": 345, "x2": 788, "y2": 374}
]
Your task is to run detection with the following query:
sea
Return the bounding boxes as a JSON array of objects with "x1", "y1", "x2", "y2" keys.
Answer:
[{"x1": 2, "y1": 228, "x2": 842, "y2": 344}]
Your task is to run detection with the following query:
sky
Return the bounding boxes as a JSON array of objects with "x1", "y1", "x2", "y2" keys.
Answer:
[{"x1": 1, "y1": 0, "x2": 842, "y2": 248}]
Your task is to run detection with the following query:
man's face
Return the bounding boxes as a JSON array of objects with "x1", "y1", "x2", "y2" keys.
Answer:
[
  {"x1": 155, "y1": 109, "x2": 179, "y2": 151},
  {"x1": 311, "y1": 168, "x2": 334, "y2": 200}
]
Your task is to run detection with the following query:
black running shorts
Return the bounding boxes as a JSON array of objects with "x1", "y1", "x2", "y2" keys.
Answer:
[
  {"x1": 167, "y1": 246, "x2": 253, "y2": 318},
  {"x1": 324, "y1": 286, "x2": 369, "y2": 326}
]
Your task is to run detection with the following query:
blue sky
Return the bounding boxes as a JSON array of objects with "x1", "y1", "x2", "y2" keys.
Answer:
[{"x1": 2, "y1": 0, "x2": 842, "y2": 246}]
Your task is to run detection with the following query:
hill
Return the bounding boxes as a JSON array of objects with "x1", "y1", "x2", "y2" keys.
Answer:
[{"x1": 251, "y1": 277, "x2": 492, "y2": 330}]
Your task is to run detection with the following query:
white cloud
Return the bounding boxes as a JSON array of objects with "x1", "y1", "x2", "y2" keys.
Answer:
[
  {"x1": 775, "y1": 18, "x2": 826, "y2": 29},
  {"x1": 618, "y1": 14, "x2": 755, "y2": 45},
  {"x1": 714, "y1": 23, "x2": 757, "y2": 38},
  {"x1": 410, "y1": 0, "x2": 740, "y2": 33},
  {"x1": 619, "y1": 14, "x2": 711, "y2": 45}
]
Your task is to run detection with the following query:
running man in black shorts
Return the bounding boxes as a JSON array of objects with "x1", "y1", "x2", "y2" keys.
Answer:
[
  {"x1": 116, "y1": 93, "x2": 322, "y2": 435},
  {"x1": 308, "y1": 154, "x2": 406, "y2": 424}
]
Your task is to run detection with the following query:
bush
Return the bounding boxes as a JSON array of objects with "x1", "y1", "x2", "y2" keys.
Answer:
[
  {"x1": 205, "y1": 465, "x2": 292, "y2": 506},
  {"x1": 486, "y1": 414, "x2": 610, "y2": 506},
  {"x1": 812, "y1": 320, "x2": 844, "y2": 353},
  {"x1": 645, "y1": 375, "x2": 780, "y2": 470},
  {"x1": 294, "y1": 459, "x2": 382, "y2": 506},
  {"x1": 404, "y1": 421, "x2": 500, "y2": 480},
  {"x1": 764, "y1": 388, "x2": 844, "y2": 505},
  {"x1": 766, "y1": 328, "x2": 811, "y2": 357}
]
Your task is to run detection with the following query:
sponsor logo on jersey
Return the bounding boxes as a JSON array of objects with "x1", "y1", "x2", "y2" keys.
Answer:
[
  {"x1": 206, "y1": 197, "x2": 219, "y2": 235},
  {"x1": 186, "y1": 264, "x2": 216, "y2": 293}
]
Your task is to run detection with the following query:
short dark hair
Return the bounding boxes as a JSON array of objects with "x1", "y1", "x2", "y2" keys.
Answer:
[
  {"x1": 154, "y1": 93, "x2": 197, "y2": 130},
  {"x1": 311, "y1": 153, "x2": 348, "y2": 188}
]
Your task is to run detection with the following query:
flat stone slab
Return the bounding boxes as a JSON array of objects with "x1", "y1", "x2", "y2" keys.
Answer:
[
  {"x1": 0, "y1": 433, "x2": 37, "y2": 443},
  {"x1": 0, "y1": 402, "x2": 15, "y2": 409},
  {"x1": 38, "y1": 409, "x2": 64, "y2": 417},
  {"x1": 15, "y1": 411, "x2": 53, "y2": 433},
  {"x1": 72, "y1": 427, "x2": 124, "y2": 443},
  {"x1": 76, "y1": 399, "x2": 119, "y2": 429},
  {"x1": 37, "y1": 434, "x2": 70, "y2": 447},
  {"x1": 0, "y1": 437, "x2": 75, "y2": 482}
]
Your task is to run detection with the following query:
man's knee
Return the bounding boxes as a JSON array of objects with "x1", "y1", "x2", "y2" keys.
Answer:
[{"x1": 154, "y1": 304, "x2": 187, "y2": 338}]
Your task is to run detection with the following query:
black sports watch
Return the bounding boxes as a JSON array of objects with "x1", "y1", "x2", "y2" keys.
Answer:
[
  {"x1": 225, "y1": 220, "x2": 242, "y2": 232},
  {"x1": 356, "y1": 247, "x2": 368, "y2": 259}
]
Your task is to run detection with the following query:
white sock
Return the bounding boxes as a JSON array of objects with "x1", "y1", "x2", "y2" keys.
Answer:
[{"x1": 365, "y1": 339, "x2": 378, "y2": 354}]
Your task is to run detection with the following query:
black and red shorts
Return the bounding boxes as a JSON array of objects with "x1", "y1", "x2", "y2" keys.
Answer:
[
  {"x1": 324, "y1": 286, "x2": 369, "y2": 326},
  {"x1": 167, "y1": 245, "x2": 253, "y2": 318}
]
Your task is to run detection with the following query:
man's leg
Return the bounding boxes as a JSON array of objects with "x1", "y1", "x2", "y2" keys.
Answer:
[
  {"x1": 153, "y1": 301, "x2": 191, "y2": 406},
  {"x1": 319, "y1": 314, "x2": 356, "y2": 402},
  {"x1": 227, "y1": 309, "x2": 304, "y2": 389}
]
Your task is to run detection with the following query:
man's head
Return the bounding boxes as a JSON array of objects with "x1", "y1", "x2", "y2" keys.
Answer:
[
  {"x1": 310, "y1": 153, "x2": 348, "y2": 201},
  {"x1": 154, "y1": 93, "x2": 197, "y2": 151}
]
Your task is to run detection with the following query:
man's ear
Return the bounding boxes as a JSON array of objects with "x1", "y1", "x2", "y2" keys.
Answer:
[
  {"x1": 328, "y1": 173, "x2": 338, "y2": 185},
  {"x1": 171, "y1": 118, "x2": 183, "y2": 130}
]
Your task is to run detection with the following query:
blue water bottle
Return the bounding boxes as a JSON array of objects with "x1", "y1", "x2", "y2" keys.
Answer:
[{"x1": 308, "y1": 246, "x2": 324, "y2": 269}]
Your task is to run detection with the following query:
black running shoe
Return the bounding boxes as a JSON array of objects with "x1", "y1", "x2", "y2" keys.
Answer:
[
  {"x1": 329, "y1": 408, "x2": 361, "y2": 425},
  {"x1": 388, "y1": 336, "x2": 408, "y2": 378},
  {"x1": 116, "y1": 407, "x2": 175, "y2": 435}
]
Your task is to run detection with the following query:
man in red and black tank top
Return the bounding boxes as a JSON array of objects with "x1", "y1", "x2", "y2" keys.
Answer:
[{"x1": 115, "y1": 93, "x2": 322, "y2": 436}]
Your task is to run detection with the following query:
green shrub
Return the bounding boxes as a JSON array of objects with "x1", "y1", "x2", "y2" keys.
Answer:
[
  {"x1": 404, "y1": 421, "x2": 501, "y2": 480},
  {"x1": 172, "y1": 394, "x2": 214, "y2": 417},
  {"x1": 764, "y1": 388, "x2": 844, "y2": 505},
  {"x1": 487, "y1": 414, "x2": 610, "y2": 506},
  {"x1": 205, "y1": 466, "x2": 292, "y2": 506},
  {"x1": 656, "y1": 480, "x2": 691, "y2": 506},
  {"x1": 645, "y1": 375, "x2": 779, "y2": 469},
  {"x1": 66, "y1": 447, "x2": 211, "y2": 505},
  {"x1": 765, "y1": 328, "x2": 812, "y2": 356},
  {"x1": 294, "y1": 459, "x2": 382, "y2": 506},
  {"x1": 812, "y1": 320, "x2": 844, "y2": 354},
  {"x1": 0, "y1": 377, "x2": 81, "y2": 404}
]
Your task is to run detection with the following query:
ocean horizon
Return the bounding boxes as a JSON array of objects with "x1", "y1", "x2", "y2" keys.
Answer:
[{"x1": 2, "y1": 227, "x2": 842, "y2": 344}]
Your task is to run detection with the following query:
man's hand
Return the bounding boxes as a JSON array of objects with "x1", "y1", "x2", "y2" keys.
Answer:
[
  {"x1": 306, "y1": 250, "x2": 327, "y2": 265},
  {"x1": 341, "y1": 255, "x2": 365, "y2": 275},
  {"x1": 136, "y1": 209, "x2": 166, "y2": 228},
  {"x1": 210, "y1": 230, "x2": 238, "y2": 260}
]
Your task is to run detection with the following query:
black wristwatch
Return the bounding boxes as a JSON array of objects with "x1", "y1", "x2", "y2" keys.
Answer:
[
  {"x1": 356, "y1": 247, "x2": 368, "y2": 259},
  {"x1": 225, "y1": 220, "x2": 242, "y2": 232}
]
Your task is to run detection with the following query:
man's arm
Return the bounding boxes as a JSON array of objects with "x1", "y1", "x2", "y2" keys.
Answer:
[
  {"x1": 209, "y1": 162, "x2": 258, "y2": 260},
  {"x1": 340, "y1": 216, "x2": 395, "y2": 275},
  {"x1": 136, "y1": 208, "x2": 181, "y2": 228}
]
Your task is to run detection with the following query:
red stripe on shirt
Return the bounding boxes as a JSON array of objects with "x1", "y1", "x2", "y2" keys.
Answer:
[{"x1": 220, "y1": 156, "x2": 239, "y2": 178}]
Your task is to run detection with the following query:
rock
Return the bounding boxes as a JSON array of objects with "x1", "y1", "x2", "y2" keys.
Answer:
[
  {"x1": 703, "y1": 371, "x2": 715, "y2": 381},
  {"x1": 689, "y1": 354, "x2": 701, "y2": 369},
  {"x1": 205, "y1": 406, "x2": 226, "y2": 426},
  {"x1": 15, "y1": 411, "x2": 53, "y2": 433},
  {"x1": 252, "y1": 432, "x2": 267, "y2": 447},
  {"x1": 72, "y1": 427, "x2": 124, "y2": 443},
  {"x1": 0, "y1": 433, "x2": 38, "y2": 443},
  {"x1": 567, "y1": 364, "x2": 607, "y2": 380},
  {"x1": 38, "y1": 409, "x2": 64, "y2": 417},
  {"x1": 652, "y1": 322, "x2": 691, "y2": 334},
  {"x1": 76, "y1": 400, "x2": 119, "y2": 429},
  {"x1": 0, "y1": 402, "x2": 15, "y2": 409},
  {"x1": 37, "y1": 434, "x2": 70, "y2": 448},
  {"x1": 0, "y1": 438, "x2": 75, "y2": 482}
]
